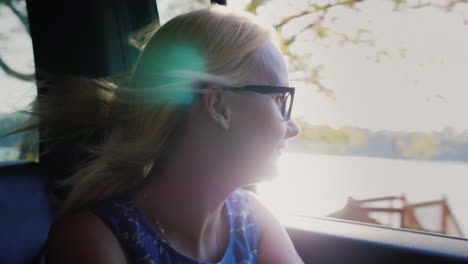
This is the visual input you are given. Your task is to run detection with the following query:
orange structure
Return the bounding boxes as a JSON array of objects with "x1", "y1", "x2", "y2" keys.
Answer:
[{"x1": 329, "y1": 195, "x2": 464, "y2": 237}]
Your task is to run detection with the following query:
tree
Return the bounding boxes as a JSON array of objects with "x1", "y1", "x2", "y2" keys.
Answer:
[
  {"x1": 1, "y1": 0, "x2": 467, "y2": 84},
  {"x1": 0, "y1": 0, "x2": 34, "y2": 81},
  {"x1": 244, "y1": 0, "x2": 468, "y2": 100}
]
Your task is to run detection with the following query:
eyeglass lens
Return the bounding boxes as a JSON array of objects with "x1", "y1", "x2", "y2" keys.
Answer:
[{"x1": 282, "y1": 93, "x2": 292, "y2": 120}]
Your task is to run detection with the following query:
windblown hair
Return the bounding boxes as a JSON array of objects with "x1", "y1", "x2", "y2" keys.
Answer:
[{"x1": 21, "y1": 5, "x2": 279, "y2": 214}]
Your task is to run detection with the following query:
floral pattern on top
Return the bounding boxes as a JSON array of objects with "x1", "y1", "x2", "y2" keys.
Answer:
[{"x1": 86, "y1": 189, "x2": 260, "y2": 264}]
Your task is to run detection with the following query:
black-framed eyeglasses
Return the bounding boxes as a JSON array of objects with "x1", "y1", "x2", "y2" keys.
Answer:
[{"x1": 224, "y1": 85, "x2": 295, "y2": 121}]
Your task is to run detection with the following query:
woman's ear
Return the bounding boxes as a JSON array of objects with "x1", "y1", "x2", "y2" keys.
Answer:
[{"x1": 202, "y1": 84, "x2": 231, "y2": 130}]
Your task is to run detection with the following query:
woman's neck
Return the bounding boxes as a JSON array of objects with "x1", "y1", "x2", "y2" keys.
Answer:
[{"x1": 133, "y1": 155, "x2": 234, "y2": 262}]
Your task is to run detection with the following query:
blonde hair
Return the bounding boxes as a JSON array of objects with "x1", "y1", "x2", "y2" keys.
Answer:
[{"x1": 31, "y1": 5, "x2": 278, "y2": 214}]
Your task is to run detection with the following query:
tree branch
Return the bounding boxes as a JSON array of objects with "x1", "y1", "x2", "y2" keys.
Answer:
[
  {"x1": 281, "y1": 22, "x2": 315, "y2": 53},
  {"x1": 4, "y1": 0, "x2": 30, "y2": 34},
  {"x1": 245, "y1": 0, "x2": 265, "y2": 14},
  {"x1": 275, "y1": 0, "x2": 361, "y2": 29},
  {"x1": 0, "y1": 56, "x2": 35, "y2": 81}
]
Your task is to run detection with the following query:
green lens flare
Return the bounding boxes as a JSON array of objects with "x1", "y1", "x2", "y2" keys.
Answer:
[{"x1": 131, "y1": 44, "x2": 207, "y2": 105}]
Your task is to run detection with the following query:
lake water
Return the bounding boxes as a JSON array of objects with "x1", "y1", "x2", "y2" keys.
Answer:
[{"x1": 257, "y1": 153, "x2": 468, "y2": 237}]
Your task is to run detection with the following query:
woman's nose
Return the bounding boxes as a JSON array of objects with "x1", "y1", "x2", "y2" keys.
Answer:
[{"x1": 285, "y1": 118, "x2": 300, "y2": 139}]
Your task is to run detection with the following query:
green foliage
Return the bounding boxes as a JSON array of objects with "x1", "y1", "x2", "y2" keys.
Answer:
[
  {"x1": 293, "y1": 117, "x2": 468, "y2": 162},
  {"x1": 294, "y1": 116, "x2": 366, "y2": 154},
  {"x1": 397, "y1": 133, "x2": 439, "y2": 160},
  {"x1": 247, "y1": 0, "x2": 468, "y2": 101},
  {"x1": 245, "y1": 0, "x2": 264, "y2": 14}
]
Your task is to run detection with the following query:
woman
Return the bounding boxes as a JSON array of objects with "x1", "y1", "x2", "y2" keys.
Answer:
[{"x1": 45, "y1": 5, "x2": 303, "y2": 264}]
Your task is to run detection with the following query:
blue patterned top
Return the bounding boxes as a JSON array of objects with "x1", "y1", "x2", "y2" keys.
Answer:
[{"x1": 86, "y1": 189, "x2": 260, "y2": 264}]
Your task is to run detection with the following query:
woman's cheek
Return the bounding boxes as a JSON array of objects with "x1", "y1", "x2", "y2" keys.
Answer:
[
  {"x1": 262, "y1": 102, "x2": 288, "y2": 147},
  {"x1": 229, "y1": 97, "x2": 284, "y2": 172},
  {"x1": 248, "y1": 102, "x2": 285, "y2": 163}
]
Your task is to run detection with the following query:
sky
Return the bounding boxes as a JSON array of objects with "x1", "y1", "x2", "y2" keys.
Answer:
[
  {"x1": 232, "y1": 0, "x2": 468, "y2": 132},
  {"x1": 296, "y1": 2, "x2": 468, "y2": 133},
  {"x1": 2, "y1": 0, "x2": 468, "y2": 132}
]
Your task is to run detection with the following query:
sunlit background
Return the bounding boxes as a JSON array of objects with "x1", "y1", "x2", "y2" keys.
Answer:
[
  {"x1": 2, "y1": 0, "x2": 468, "y2": 238},
  {"x1": 231, "y1": 0, "x2": 468, "y2": 238}
]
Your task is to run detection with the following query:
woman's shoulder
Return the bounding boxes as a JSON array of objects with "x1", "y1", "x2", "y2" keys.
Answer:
[
  {"x1": 229, "y1": 188, "x2": 255, "y2": 201},
  {"x1": 46, "y1": 210, "x2": 128, "y2": 264},
  {"x1": 234, "y1": 189, "x2": 304, "y2": 263},
  {"x1": 229, "y1": 188, "x2": 267, "y2": 214}
]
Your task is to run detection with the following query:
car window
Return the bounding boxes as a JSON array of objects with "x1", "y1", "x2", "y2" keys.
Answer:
[
  {"x1": 157, "y1": 0, "x2": 210, "y2": 25},
  {"x1": 0, "y1": 0, "x2": 37, "y2": 162},
  {"x1": 228, "y1": 0, "x2": 468, "y2": 239}
]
